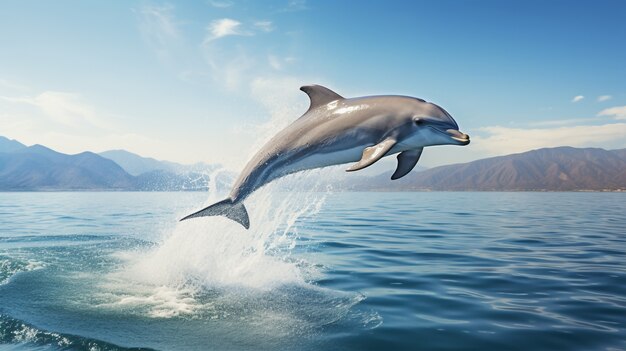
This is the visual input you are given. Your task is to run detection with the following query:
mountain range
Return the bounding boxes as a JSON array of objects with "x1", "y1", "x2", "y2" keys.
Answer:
[
  {"x1": 1, "y1": 136, "x2": 625, "y2": 191},
  {"x1": 353, "y1": 147, "x2": 626, "y2": 191},
  {"x1": 98, "y1": 149, "x2": 218, "y2": 176},
  {"x1": 0, "y1": 136, "x2": 227, "y2": 191}
]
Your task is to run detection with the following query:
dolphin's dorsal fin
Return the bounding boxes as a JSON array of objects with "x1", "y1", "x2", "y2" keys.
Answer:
[
  {"x1": 300, "y1": 85, "x2": 344, "y2": 111},
  {"x1": 346, "y1": 138, "x2": 397, "y2": 172},
  {"x1": 391, "y1": 148, "x2": 423, "y2": 180}
]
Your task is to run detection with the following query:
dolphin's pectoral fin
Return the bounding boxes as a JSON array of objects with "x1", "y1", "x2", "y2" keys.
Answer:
[
  {"x1": 391, "y1": 148, "x2": 423, "y2": 180},
  {"x1": 346, "y1": 138, "x2": 397, "y2": 172},
  {"x1": 180, "y1": 198, "x2": 250, "y2": 229},
  {"x1": 300, "y1": 85, "x2": 344, "y2": 112}
]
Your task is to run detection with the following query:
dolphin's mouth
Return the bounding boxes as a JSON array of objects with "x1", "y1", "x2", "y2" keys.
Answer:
[{"x1": 431, "y1": 127, "x2": 470, "y2": 145}]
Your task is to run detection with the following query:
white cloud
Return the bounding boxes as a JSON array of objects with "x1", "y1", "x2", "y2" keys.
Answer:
[
  {"x1": 35, "y1": 92, "x2": 100, "y2": 127},
  {"x1": 597, "y1": 95, "x2": 612, "y2": 102},
  {"x1": 470, "y1": 123, "x2": 626, "y2": 157},
  {"x1": 199, "y1": 17, "x2": 288, "y2": 90},
  {"x1": 597, "y1": 106, "x2": 626, "y2": 120},
  {"x1": 254, "y1": 21, "x2": 274, "y2": 32},
  {"x1": 204, "y1": 18, "x2": 247, "y2": 43},
  {"x1": 209, "y1": 0, "x2": 233, "y2": 8},
  {"x1": 528, "y1": 117, "x2": 599, "y2": 127},
  {"x1": 1, "y1": 91, "x2": 111, "y2": 130},
  {"x1": 201, "y1": 19, "x2": 280, "y2": 89},
  {"x1": 571, "y1": 95, "x2": 584, "y2": 103},
  {"x1": 0, "y1": 91, "x2": 167, "y2": 159},
  {"x1": 200, "y1": 18, "x2": 255, "y2": 89}
]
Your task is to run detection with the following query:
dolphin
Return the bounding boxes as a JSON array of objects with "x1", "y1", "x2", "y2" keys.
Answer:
[{"x1": 181, "y1": 85, "x2": 469, "y2": 229}]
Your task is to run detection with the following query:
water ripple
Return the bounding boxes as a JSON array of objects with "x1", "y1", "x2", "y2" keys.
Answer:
[{"x1": 0, "y1": 192, "x2": 625, "y2": 350}]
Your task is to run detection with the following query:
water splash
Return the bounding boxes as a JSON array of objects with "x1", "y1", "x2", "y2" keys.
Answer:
[{"x1": 123, "y1": 176, "x2": 326, "y2": 291}]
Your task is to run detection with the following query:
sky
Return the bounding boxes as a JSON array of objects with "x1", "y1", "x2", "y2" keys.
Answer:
[{"x1": 1, "y1": 0, "x2": 625, "y2": 171}]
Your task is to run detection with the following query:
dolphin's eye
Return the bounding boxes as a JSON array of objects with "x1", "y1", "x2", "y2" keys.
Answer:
[{"x1": 414, "y1": 118, "x2": 424, "y2": 126}]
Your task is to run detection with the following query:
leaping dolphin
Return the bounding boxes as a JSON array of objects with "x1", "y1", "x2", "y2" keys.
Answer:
[{"x1": 181, "y1": 85, "x2": 470, "y2": 229}]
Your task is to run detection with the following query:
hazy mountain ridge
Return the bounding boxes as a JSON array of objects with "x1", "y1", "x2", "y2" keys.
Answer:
[
  {"x1": 0, "y1": 136, "x2": 26, "y2": 153},
  {"x1": 359, "y1": 147, "x2": 626, "y2": 191},
  {"x1": 0, "y1": 136, "x2": 222, "y2": 191},
  {"x1": 1, "y1": 136, "x2": 625, "y2": 191},
  {"x1": 98, "y1": 149, "x2": 218, "y2": 176},
  {"x1": 0, "y1": 143, "x2": 135, "y2": 190}
]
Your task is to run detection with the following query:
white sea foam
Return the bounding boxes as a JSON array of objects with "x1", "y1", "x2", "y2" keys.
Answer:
[
  {"x1": 98, "y1": 169, "x2": 335, "y2": 319},
  {"x1": 124, "y1": 177, "x2": 327, "y2": 291},
  {"x1": 0, "y1": 257, "x2": 45, "y2": 286},
  {"x1": 96, "y1": 281, "x2": 199, "y2": 318}
]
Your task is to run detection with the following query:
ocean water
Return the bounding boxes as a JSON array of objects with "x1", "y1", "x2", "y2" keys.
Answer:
[{"x1": 0, "y1": 190, "x2": 625, "y2": 350}]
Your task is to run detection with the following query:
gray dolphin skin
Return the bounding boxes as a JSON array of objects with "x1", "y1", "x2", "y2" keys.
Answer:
[{"x1": 181, "y1": 85, "x2": 470, "y2": 229}]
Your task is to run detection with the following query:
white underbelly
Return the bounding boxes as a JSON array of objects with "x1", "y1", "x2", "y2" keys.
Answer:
[{"x1": 279, "y1": 146, "x2": 366, "y2": 176}]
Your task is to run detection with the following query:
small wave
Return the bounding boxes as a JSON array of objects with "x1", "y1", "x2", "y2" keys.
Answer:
[
  {"x1": 0, "y1": 314, "x2": 151, "y2": 351},
  {"x1": 0, "y1": 256, "x2": 44, "y2": 286}
]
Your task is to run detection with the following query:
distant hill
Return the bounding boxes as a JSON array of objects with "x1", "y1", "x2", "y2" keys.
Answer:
[
  {"x1": 0, "y1": 144, "x2": 135, "y2": 190},
  {"x1": 0, "y1": 136, "x2": 26, "y2": 153},
  {"x1": 99, "y1": 149, "x2": 218, "y2": 176},
  {"x1": 611, "y1": 148, "x2": 626, "y2": 161},
  {"x1": 99, "y1": 149, "x2": 174, "y2": 176},
  {"x1": 0, "y1": 136, "x2": 227, "y2": 191},
  {"x1": 356, "y1": 147, "x2": 626, "y2": 191},
  {"x1": 1, "y1": 135, "x2": 625, "y2": 191}
]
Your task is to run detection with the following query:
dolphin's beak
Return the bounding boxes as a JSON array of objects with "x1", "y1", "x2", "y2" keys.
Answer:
[{"x1": 446, "y1": 129, "x2": 470, "y2": 145}]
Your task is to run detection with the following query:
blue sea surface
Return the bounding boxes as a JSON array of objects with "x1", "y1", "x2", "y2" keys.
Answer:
[{"x1": 0, "y1": 191, "x2": 625, "y2": 350}]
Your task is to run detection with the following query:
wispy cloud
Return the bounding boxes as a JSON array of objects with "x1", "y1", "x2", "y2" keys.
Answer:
[
  {"x1": 201, "y1": 18, "x2": 281, "y2": 89},
  {"x1": 597, "y1": 106, "x2": 626, "y2": 120},
  {"x1": 1, "y1": 91, "x2": 112, "y2": 130},
  {"x1": 597, "y1": 95, "x2": 612, "y2": 102},
  {"x1": 201, "y1": 44, "x2": 255, "y2": 90},
  {"x1": 571, "y1": 95, "x2": 584, "y2": 103},
  {"x1": 204, "y1": 18, "x2": 247, "y2": 43},
  {"x1": 0, "y1": 89, "x2": 170, "y2": 158},
  {"x1": 209, "y1": 0, "x2": 233, "y2": 8},
  {"x1": 254, "y1": 20, "x2": 274, "y2": 32},
  {"x1": 200, "y1": 18, "x2": 252, "y2": 89},
  {"x1": 137, "y1": 4, "x2": 181, "y2": 61},
  {"x1": 268, "y1": 55, "x2": 283, "y2": 70},
  {"x1": 528, "y1": 117, "x2": 600, "y2": 127},
  {"x1": 283, "y1": 0, "x2": 308, "y2": 11}
]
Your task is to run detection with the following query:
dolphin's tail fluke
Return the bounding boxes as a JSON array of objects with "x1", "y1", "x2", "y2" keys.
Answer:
[{"x1": 180, "y1": 198, "x2": 250, "y2": 229}]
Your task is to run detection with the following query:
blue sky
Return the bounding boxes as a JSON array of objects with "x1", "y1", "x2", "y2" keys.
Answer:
[{"x1": 1, "y1": 0, "x2": 625, "y2": 170}]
